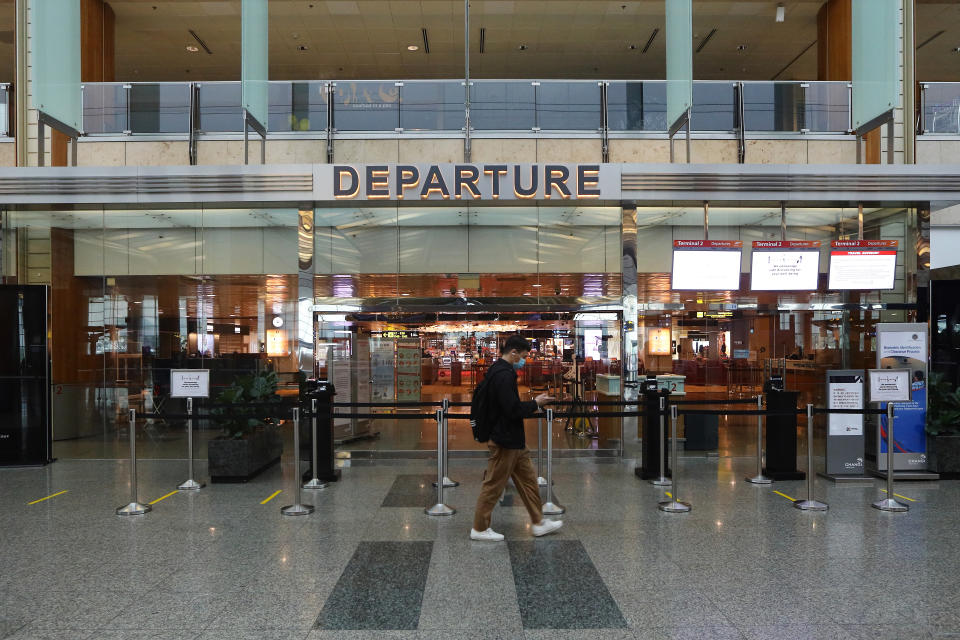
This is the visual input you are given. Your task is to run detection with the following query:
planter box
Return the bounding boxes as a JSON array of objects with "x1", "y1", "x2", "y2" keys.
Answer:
[
  {"x1": 927, "y1": 434, "x2": 960, "y2": 478},
  {"x1": 208, "y1": 427, "x2": 283, "y2": 483}
]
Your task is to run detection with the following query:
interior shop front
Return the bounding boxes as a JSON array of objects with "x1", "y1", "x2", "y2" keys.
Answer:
[{"x1": 0, "y1": 171, "x2": 924, "y2": 461}]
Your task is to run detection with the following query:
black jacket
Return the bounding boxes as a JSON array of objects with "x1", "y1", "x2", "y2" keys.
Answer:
[{"x1": 485, "y1": 359, "x2": 540, "y2": 449}]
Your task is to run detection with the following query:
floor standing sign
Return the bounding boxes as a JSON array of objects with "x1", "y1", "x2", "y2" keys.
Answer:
[
  {"x1": 874, "y1": 323, "x2": 929, "y2": 473},
  {"x1": 170, "y1": 370, "x2": 210, "y2": 399},
  {"x1": 823, "y1": 370, "x2": 868, "y2": 480}
]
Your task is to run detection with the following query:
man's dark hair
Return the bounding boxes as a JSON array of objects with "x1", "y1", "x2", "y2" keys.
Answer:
[{"x1": 501, "y1": 335, "x2": 531, "y2": 354}]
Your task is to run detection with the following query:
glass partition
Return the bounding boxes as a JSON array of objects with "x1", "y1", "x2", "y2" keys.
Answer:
[
  {"x1": 129, "y1": 83, "x2": 191, "y2": 134},
  {"x1": 804, "y1": 82, "x2": 850, "y2": 133},
  {"x1": 401, "y1": 81, "x2": 464, "y2": 131},
  {"x1": 332, "y1": 81, "x2": 400, "y2": 131},
  {"x1": 607, "y1": 81, "x2": 666, "y2": 131},
  {"x1": 923, "y1": 83, "x2": 960, "y2": 134},
  {"x1": 537, "y1": 82, "x2": 602, "y2": 131},
  {"x1": 471, "y1": 81, "x2": 536, "y2": 131},
  {"x1": 83, "y1": 83, "x2": 128, "y2": 134},
  {"x1": 268, "y1": 81, "x2": 327, "y2": 132},
  {"x1": 741, "y1": 82, "x2": 805, "y2": 132},
  {"x1": 197, "y1": 82, "x2": 243, "y2": 133},
  {"x1": 692, "y1": 81, "x2": 735, "y2": 132}
]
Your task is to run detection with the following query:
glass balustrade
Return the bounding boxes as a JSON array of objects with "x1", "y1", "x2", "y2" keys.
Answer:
[
  {"x1": 923, "y1": 83, "x2": 960, "y2": 134},
  {"x1": 130, "y1": 84, "x2": 191, "y2": 134},
  {"x1": 536, "y1": 81, "x2": 602, "y2": 131},
  {"x1": 400, "y1": 81, "x2": 464, "y2": 131},
  {"x1": 0, "y1": 84, "x2": 11, "y2": 137},
  {"x1": 268, "y1": 81, "x2": 328, "y2": 132},
  {"x1": 471, "y1": 81, "x2": 536, "y2": 131},
  {"x1": 607, "y1": 81, "x2": 666, "y2": 131},
  {"x1": 332, "y1": 81, "x2": 400, "y2": 131}
]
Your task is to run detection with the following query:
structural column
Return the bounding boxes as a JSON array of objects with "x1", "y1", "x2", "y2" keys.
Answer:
[{"x1": 621, "y1": 202, "x2": 639, "y2": 401}]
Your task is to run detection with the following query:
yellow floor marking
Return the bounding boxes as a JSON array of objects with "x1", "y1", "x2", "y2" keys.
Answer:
[
  {"x1": 665, "y1": 491, "x2": 673, "y2": 499},
  {"x1": 261, "y1": 489, "x2": 282, "y2": 505},
  {"x1": 27, "y1": 490, "x2": 68, "y2": 505},
  {"x1": 773, "y1": 490, "x2": 797, "y2": 502},
  {"x1": 148, "y1": 490, "x2": 179, "y2": 505},
  {"x1": 881, "y1": 489, "x2": 916, "y2": 502}
]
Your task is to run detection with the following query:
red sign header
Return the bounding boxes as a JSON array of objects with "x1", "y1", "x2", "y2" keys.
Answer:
[
  {"x1": 752, "y1": 241, "x2": 821, "y2": 249},
  {"x1": 830, "y1": 240, "x2": 898, "y2": 249},
  {"x1": 673, "y1": 240, "x2": 743, "y2": 249}
]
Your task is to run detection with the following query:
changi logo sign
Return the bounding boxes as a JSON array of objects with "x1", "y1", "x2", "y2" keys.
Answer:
[{"x1": 325, "y1": 163, "x2": 606, "y2": 201}]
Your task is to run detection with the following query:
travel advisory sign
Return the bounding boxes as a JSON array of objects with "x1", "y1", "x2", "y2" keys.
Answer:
[{"x1": 874, "y1": 323, "x2": 928, "y2": 472}]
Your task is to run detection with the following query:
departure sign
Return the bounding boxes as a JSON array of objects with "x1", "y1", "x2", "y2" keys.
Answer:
[
  {"x1": 671, "y1": 240, "x2": 743, "y2": 291},
  {"x1": 828, "y1": 240, "x2": 898, "y2": 290},
  {"x1": 750, "y1": 241, "x2": 821, "y2": 291}
]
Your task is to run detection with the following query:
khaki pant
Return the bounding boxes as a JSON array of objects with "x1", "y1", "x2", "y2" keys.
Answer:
[{"x1": 472, "y1": 443, "x2": 543, "y2": 531}]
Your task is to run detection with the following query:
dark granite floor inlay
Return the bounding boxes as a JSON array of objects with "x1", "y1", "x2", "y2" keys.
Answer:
[
  {"x1": 507, "y1": 539, "x2": 627, "y2": 629},
  {"x1": 315, "y1": 541, "x2": 433, "y2": 630},
  {"x1": 380, "y1": 474, "x2": 442, "y2": 507}
]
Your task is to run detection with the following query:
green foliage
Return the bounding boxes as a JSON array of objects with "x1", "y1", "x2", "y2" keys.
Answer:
[
  {"x1": 926, "y1": 371, "x2": 960, "y2": 436},
  {"x1": 212, "y1": 369, "x2": 282, "y2": 439}
]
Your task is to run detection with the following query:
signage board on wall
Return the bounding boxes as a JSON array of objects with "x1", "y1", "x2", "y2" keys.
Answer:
[
  {"x1": 750, "y1": 241, "x2": 821, "y2": 291},
  {"x1": 671, "y1": 240, "x2": 742, "y2": 291},
  {"x1": 828, "y1": 240, "x2": 898, "y2": 290},
  {"x1": 170, "y1": 370, "x2": 210, "y2": 398},
  {"x1": 874, "y1": 322, "x2": 929, "y2": 473}
]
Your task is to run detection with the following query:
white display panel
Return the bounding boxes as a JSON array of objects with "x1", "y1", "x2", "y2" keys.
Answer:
[
  {"x1": 672, "y1": 249, "x2": 742, "y2": 290},
  {"x1": 828, "y1": 248, "x2": 897, "y2": 290},
  {"x1": 751, "y1": 250, "x2": 820, "y2": 290}
]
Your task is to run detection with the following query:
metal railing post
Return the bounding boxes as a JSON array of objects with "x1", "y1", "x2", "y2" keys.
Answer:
[
  {"x1": 434, "y1": 398, "x2": 458, "y2": 488},
  {"x1": 177, "y1": 397, "x2": 203, "y2": 491},
  {"x1": 281, "y1": 407, "x2": 315, "y2": 516},
  {"x1": 746, "y1": 395, "x2": 772, "y2": 484},
  {"x1": 116, "y1": 409, "x2": 151, "y2": 516},
  {"x1": 794, "y1": 404, "x2": 828, "y2": 511},
  {"x1": 303, "y1": 398, "x2": 329, "y2": 490},
  {"x1": 426, "y1": 409, "x2": 456, "y2": 516},
  {"x1": 542, "y1": 408, "x2": 565, "y2": 515},
  {"x1": 873, "y1": 403, "x2": 909, "y2": 512},
  {"x1": 651, "y1": 395, "x2": 671, "y2": 486},
  {"x1": 659, "y1": 405, "x2": 690, "y2": 513},
  {"x1": 536, "y1": 414, "x2": 547, "y2": 487}
]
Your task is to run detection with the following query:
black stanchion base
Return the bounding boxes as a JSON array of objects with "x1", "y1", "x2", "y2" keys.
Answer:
[{"x1": 763, "y1": 467, "x2": 805, "y2": 481}]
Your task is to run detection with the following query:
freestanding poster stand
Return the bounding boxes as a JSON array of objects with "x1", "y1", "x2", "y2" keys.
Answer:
[
  {"x1": 170, "y1": 369, "x2": 210, "y2": 490},
  {"x1": 820, "y1": 370, "x2": 871, "y2": 483}
]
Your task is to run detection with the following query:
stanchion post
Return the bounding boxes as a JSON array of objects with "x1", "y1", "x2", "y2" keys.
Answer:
[
  {"x1": 117, "y1": 409, "x2": 151, "y2": 516},
  {"x1": 650, "y1": 395, "x2": 671, "y2": 486},
  {"x1": 794, "y1": 404, "x2": 828, "y2": 511},
  {"x1": 434, "y1": 398, "x2": 458, "y2": 488},
  {"x1": 303, "y1": 398, "x2": 329, "y2": 490},
  {"x1": 536, "y1": 415, "x2": 547, "y2": 487},
  {"x1": 659, "y1": 405, "x2": 690, "y2": 512},
  {"x1": 746, "y1": 395, "x2": 772, "y2": 484},
  {"x1": 426, "y1": 408, "x2": 456, "y2": 516},
  {"x1": 542, "y1": 407, "x2": 565, "y2": 514},
  {"x1": 177, "y1": 398, "x2": 204, "y2": 491},
  {"x1": 873, "y1": 403, "x2": 908, "y2": 512},
  {"x1": 282, "y1": 408, "x2": 315, "y2": 516}
]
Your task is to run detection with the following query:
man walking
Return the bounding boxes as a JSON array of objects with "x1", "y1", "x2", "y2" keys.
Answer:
[{"x1": 471, "y1": 335, "x2": 563, "y2": 541}]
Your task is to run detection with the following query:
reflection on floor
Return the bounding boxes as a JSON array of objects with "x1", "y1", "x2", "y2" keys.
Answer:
[{"x1": 2, "y1": 456, "x2": 956, "y2": 638}]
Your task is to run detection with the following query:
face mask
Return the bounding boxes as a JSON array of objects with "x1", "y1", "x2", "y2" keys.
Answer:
[{"x1": 513, "y1": 357, "x2": 526, "y2": 370}]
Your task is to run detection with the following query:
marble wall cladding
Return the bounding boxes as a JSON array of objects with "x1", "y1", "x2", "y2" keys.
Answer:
[
  {"x1": 0, "y1": 141, "x2": 14, "y2": 166},
  {"x1": 691, "y1": 139, "x2": 739, "y2": 164},
  {"x1": 916, "y1": 140, "x2": 939, "y2": 164},
  {"x1": 125, "y1": 141, "x2": 190, "y2": 166},
  {"x1": 196, "y1": 140, "x2": 246, "y2": 165},
  {"x1": 398, "y1": 138, "x2": 462, "y2": 163},
  {"x1": 744, "y1": 139, "x2": 807, "y2": 164},
  {"x1": 334, "y1": 139, "x2": 400, "y2": 163},
  {"x1": 77, "y1": 141, "x2": 126, "y2": 166},
  {"x1": 536, "y1": 138, "x2": 602, "y2": 163},
  {"x1": 806, "y1": 139, "x2": 857, "y2": 164},
  {"x1": 264, "y1": 139, "x2": 326, "y2": 164},
  {"x1": 607, "y1": 139, "x2": 671, "y2": 163},
  {"x1": 469, "y1": 138, "x2": 537, "y2": 163}
]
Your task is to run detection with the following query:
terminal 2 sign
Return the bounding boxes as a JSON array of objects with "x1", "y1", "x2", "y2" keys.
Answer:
[{"x1": 319, "y1": 163, "x2": 617, "y2": 201}]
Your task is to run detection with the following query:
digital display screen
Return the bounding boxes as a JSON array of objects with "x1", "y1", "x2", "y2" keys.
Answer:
[
  {"x1": 671, "y1": 241, "x2": 743, "y2": 291},
  {"x1": 828, "y1": 241, "x2": 898, "y2": 290},
  {"x1": 750, "y1": 242, "x2": 821, "y2": 291}
]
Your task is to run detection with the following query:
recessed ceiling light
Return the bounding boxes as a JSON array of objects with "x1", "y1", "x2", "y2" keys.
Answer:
[
  {"x1": 518, "y1": 44, "x2": 528, "y2": 51},
  {"x1": 407, "y1": 45, "x2": 419, "y2": 51},
  {"x1": 186, "y1": 45, "x2": 199, "y2": 52}
]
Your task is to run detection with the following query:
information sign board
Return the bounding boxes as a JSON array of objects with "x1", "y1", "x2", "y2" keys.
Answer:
[{"x1": 170, "y1": 370, "x2": 210, "y2": 398}]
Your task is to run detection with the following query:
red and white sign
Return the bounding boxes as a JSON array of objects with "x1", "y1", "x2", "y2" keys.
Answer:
[
  {"x1": 828, "y1": 240, "x2": 898, "y2": 290},
  {"x1": 752, "y1": 240, "x2": 821, "y2": 249},
  {"x1": 751, "y1": 241, "x2": 821, "y2": 291},
  {"x1": 674, "y1": 240, "x2": 743, "y2": 249}
]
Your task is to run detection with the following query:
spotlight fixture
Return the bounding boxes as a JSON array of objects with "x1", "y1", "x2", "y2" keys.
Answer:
[
  {"x1": 407, "y1": 44, "x2": 419, "y2": 51},
  {"x1": 186, "y1": 45, "x2": 199, "y2": 52},
  {"x1": 775, "y1": 3, "x2": 785, "y2": 22},
  {"x1": 518, "y1": 44, "x2": 528, "y2": 51}
]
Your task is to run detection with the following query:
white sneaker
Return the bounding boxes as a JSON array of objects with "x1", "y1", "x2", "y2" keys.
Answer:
[
  {"x1": 470, "y1": 528, "x2": 505, "y2": 542},
  {"x1": 531, "y1": 519, "x2": 563, "y2": 537}
]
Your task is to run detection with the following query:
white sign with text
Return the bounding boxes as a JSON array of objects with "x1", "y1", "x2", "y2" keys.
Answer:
[
  {"x1": 868, "y1": 368, "x2": 911, "y2": 403},
  {"x1": 170, "y1": 369, "x2": 210, "y2": 398}
]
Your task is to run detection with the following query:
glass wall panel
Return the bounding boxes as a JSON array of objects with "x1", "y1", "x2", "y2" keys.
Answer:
[
  {"x1": 197, "y1": 82, "x2": 243, "y2": 133},
  {"x1": 923, "y1": 83, "x2": 960, "y2": 134},
  {"x1": 332, "y1": 81, "x2": 400, "y2": 131},
  {"x1": 471, "y1": 82, "x2": 535, "y2": 130},
  {"x1": 129, "y1": 84, "x2": 191, "y2": 134},
  {"x1": 742, "y1": 82, "x2": 804, "y2": 132},
  {"x1": 401, "y1": 81, "x2": 464, "y2": 131},
  {"x1": 82, "y1": 83, "x2": 128, "y2": 134},
  {"x1": 268, "y1": 81, "x2": 327, "y2": 132},
  {"x1": 606, "y1": 81, "x2": 666, "y2": 131},
  {"x1": 537, "y1": 82, "x2": 601, "y2": 131},
  {"x1": 805, "y1": 82, "x2": 850, "y2": 133},
  {"x1": 692, "y1": 81, "x2": 735, "y2": 131}
]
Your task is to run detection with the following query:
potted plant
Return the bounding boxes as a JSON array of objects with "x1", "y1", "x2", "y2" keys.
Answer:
[
  {"x1": 207, "y1": 369, "x2": 285, "y2": 482},
  {"x1": 925, "y1": 371, "x2": 960, "y2": 477}
]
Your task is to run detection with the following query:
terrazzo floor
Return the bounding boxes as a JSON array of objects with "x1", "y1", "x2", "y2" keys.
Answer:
[{"x1": 1, "y1": 453, "x2": 959, "y2": 640}]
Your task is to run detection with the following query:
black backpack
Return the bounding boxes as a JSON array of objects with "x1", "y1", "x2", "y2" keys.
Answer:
[{"x1": 470, "y1": 368, "x2": 503, "y2": 442}]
